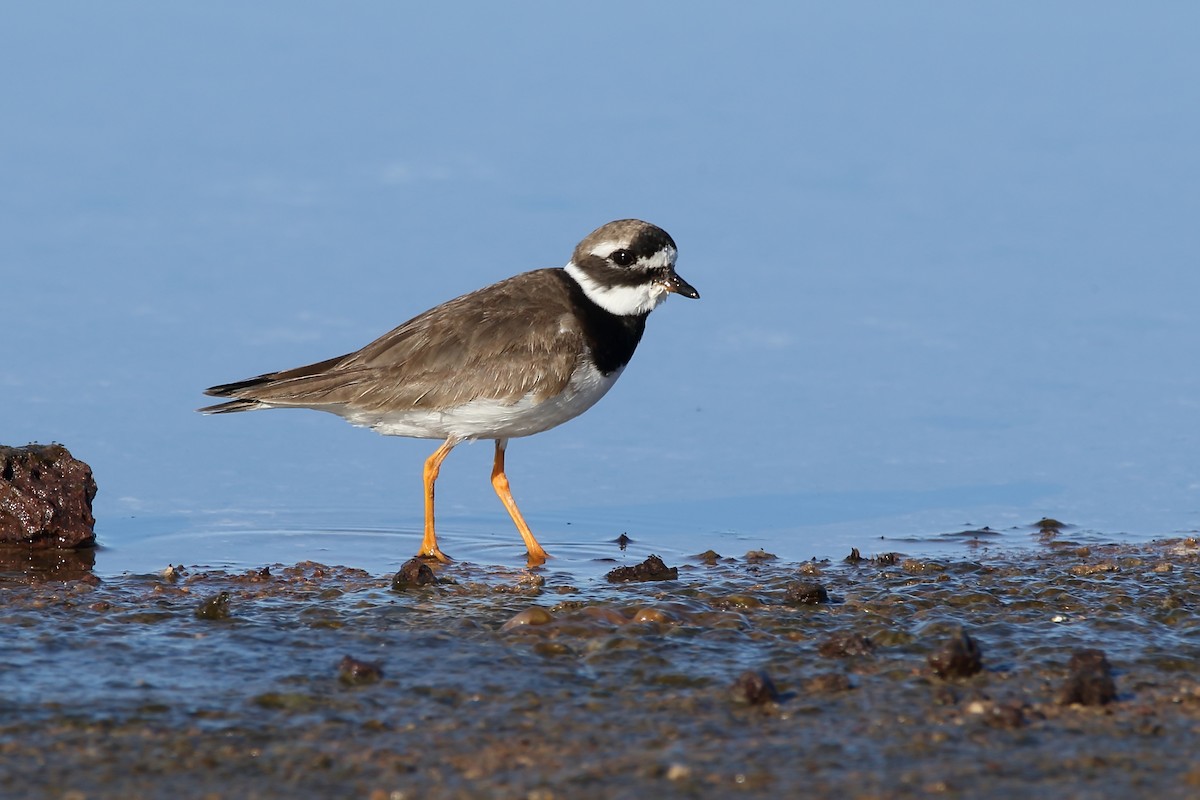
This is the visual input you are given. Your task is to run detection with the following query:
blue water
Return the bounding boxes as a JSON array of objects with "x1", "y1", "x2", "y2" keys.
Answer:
[{"x1": 5, "y1": 2, "x2": 1199, "y2": 576}]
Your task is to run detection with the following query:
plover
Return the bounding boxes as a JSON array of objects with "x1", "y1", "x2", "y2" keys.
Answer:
[{"x1": 200, "y1": 219, "x2": 698, "y2": 564}]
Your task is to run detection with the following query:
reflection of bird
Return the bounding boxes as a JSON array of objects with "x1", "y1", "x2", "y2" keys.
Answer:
[{"x1": 200, "y1": 219, "x2": 699, "y2": 564}]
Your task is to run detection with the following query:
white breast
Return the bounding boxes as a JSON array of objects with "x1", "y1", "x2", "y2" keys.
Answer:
[{"x1": 350, "y1": 361, "x2": 625, "y2": 441}]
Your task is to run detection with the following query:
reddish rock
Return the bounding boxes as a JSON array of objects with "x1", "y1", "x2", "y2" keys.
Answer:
[
  {"x1": 0, "y1": 444, "x2": 97, "y2": 549},
  {"x1": 606, "y1": 555, "x2": 678, "y2": 583}
]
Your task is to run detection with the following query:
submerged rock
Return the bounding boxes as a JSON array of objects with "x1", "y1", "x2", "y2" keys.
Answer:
[
  {"x1": 730, "y1": 670, "x2": 781, "y2": 705},
  {"x1": 338, "y1": 655, "x2": 384, "y2": 685},
  {"x1": 1037, "y1": 517, "x2": 1068, "y2": 533},
  {"x1": 606, "y1": 555, "x2": 678, "y2": 583},
  {"x1": 805, "y1": 672, "x2": 854, "y2": 694},
  {"x1": 0, "y1": 443, "x2": 97, "y2": 549},
  {"x1": 928, "y1": 629, "x2": 984, "y2": 679},
  {"x1": 499, "y1": 606, "x2": 554, "y2": 631},
  {"x1": 818, "y1": 633, "x2": 875, "y2": 658},
  {"x1": 1058, "y1": 649, "x2": 1117, "y2": 706}
]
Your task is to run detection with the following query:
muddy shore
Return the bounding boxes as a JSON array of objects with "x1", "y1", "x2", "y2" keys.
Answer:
[{"x1": 2, "y1": 534, "x2": 1199, "y2": 799}]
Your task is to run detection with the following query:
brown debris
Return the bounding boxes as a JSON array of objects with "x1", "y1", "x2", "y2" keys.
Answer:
[
  {"x1": 928, "y1": 629, "x2": 983, "y2": 679},
  {"x1": 1058, "y1": 649, "x2": 1117, "y2": 706},
  {"x1": 0, "y1": 443, "x2": 97, "y2": 550},
  {"x1": 606, "y1": 554, "x2": 677, "y2": 583}
]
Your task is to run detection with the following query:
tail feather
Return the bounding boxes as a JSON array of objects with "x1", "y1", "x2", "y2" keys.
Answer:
[
  {"x1": 203, "y1": 374, "x2": 279, "y2": 398},
  {"x1": 199, "y1": 354, "x2": 351, "y2": 414},
  {"x1": 198, "y1": 373, "x2": 278, "y2": 414},
  {"x1": 197, "y1": 398, "x2": 265, "y2": 414}
]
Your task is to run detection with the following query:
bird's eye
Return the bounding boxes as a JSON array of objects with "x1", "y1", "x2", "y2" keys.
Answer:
[{"x1": 611, "y1": 249, "x2": 634, "y2": 266}]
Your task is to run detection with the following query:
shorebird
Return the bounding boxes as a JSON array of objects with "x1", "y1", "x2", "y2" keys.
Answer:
[{"x1": 200, "y1": 219, "x2": 698, "y2": 564}]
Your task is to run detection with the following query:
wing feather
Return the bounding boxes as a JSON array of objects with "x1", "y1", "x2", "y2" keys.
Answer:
[{"x1": 202, "y1": 269, "x2": 584, "y2": 414}]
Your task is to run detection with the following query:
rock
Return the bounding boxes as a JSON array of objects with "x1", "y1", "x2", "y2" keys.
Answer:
[
  {"x1": 605, "y1": 554, "x2": 678, "y2": 583},
  {"x1": 784, "y1": 581, "x2": 829, "y2": 605},
  {"x1": 391, "y1": 557, "x2": 437, "y2": 591},
  {"x1": 0, "y1": 443, "x2": 97, "y2": 549},
  {"x1": 195, "y1": 591, "x2": 232, "y2": 620}
]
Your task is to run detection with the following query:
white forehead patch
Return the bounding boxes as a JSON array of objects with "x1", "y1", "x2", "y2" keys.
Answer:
[{"x1": 587, "y1": 239, "x2": 622, "y2": 258}]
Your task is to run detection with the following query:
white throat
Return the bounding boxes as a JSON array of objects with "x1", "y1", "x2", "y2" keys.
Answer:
[{"x1": 564, "y1": 260, "x2": 671, "y2": 317}]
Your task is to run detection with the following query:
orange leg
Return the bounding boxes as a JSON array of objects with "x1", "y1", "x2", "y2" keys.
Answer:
[
  {"x1": 419, "y1": 438, "x2": 457, "y2": 562},
  {"x1": 491, "y1": 439, "x2": 549, "y2": 565}
]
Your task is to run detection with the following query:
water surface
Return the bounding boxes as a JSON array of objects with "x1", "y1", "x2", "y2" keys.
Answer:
[{"x1": 4, "y1": 2, "x2": 1199, "y2": 574}]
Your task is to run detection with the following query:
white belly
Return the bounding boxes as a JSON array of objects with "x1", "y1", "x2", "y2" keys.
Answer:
[{"x1": 348, "y1": 363, "x2": 625, "y2": 441}]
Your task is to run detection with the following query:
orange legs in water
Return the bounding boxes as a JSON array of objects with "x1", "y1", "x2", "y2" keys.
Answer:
[
  {"x1": 418, "y1": 437, "x2": 550, "y2": 566},
  {"x1": 418, "y1": 439, "x2": 456, "y2": 562},
  {"x1": 491, "y1": 439, "x2": 550, "y2": 565}
]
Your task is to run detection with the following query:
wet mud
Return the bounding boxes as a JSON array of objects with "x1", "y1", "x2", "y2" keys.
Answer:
[{"x1": 2, "y1": 535, "x2": 1200, "y2": 798}]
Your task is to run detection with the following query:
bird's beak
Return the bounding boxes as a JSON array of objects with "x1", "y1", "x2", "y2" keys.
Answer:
[{"x1": 662, "y1": 269, "x2": 700, "y2": 299}]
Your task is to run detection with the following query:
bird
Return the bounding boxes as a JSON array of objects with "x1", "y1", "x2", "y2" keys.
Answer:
[{"x1": 199, "y1": 219, "x2": 699, "y2": 565}]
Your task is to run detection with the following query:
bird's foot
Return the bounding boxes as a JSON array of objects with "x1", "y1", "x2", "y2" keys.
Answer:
[
  {"x1": 524, "y1": 548, "x2": 549, "y2": 569},
  {"x1": 418, "y1": 546, "x2": 453, "y2": 564}
]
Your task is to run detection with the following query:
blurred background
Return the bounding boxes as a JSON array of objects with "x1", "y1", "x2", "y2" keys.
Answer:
[{"x1": 4, "y1": 2, "x2": 1198, "y2": 574}]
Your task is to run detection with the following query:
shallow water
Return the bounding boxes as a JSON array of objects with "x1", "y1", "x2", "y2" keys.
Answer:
[{"x1": 3, "y1": 536, "x2": 1199, "y2": 798}]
